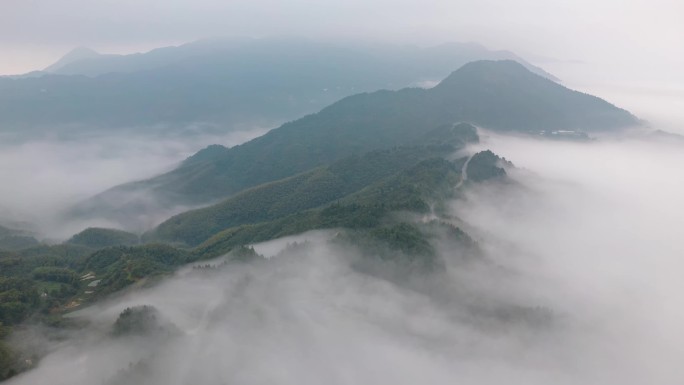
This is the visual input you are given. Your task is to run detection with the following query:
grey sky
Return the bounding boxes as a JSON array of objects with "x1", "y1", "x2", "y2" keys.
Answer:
[{"x1": 1, "y1": 0, "x2": 683, "y2": 83}]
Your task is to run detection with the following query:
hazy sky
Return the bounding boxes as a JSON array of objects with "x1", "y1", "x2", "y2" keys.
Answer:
[{"x1": 2, "y1": 0, "x2": 683, "y2": 84}]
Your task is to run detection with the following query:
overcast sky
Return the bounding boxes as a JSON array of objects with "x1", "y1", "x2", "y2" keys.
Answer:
[{"x1": 1, "y1": 0, "x2": 683, "y2": 86}]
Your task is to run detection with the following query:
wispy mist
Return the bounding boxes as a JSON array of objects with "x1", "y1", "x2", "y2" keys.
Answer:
[
  {"x1": 0, "y1": 126, "x2": 268, "y2": 239},
  {"x1": 453, "y1": 133, "x2": 684, "y2": 383},
  {"x1": 6, "y1": 132, "x2": 684, "y2": 384}
]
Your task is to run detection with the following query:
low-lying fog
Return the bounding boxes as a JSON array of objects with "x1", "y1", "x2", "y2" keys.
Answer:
[
  {"x1": 0, "y1": 126, "x2": 268, "y2": 238},
  {"x1": 7, "y1": 131, "x2": 684, "y2": 384}
]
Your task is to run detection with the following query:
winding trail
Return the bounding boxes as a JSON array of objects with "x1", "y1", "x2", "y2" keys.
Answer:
[{"x1": 455, "y1": 154, "x2": 474, "y2": 189}]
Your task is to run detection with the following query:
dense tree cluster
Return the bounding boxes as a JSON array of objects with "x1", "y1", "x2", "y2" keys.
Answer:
[{"x1": 67, "y1": 227, "x2": 140, "y2": 248}]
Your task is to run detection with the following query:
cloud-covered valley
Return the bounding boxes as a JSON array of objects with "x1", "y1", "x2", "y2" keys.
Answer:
[{"x1": 6, "y1": 132, "x2": 683, "y2": 384}]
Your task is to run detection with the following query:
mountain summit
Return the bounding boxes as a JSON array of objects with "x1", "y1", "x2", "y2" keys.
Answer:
[
  {"x1": 431, "y1": 60, "x2": 637, "y2": 131},
  {"x1": 44, "y1": 47, "x2": 101, "y2": 72}
]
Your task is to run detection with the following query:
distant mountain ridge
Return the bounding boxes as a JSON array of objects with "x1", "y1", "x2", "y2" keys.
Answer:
[
  {"x1": 42, "y1": 37, "x2": 253, "y2": 77},
  {"x1": 69, "y1": 60, "x2": 638, "y2": 231},
  {"x1": 40, "y1": 38, "x2": 556, "y2": 79},
  {"x1": 0, "y1": 38, "x2": 557, "y2": 132}
]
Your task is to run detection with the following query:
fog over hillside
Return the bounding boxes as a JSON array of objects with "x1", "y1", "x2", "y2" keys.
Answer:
[
  {"x1": 0, "y1": 127, "x2": 267, "y2": 238},
  {"x1": 6, "y1": 133, "x2": 683, "y2": 384}
]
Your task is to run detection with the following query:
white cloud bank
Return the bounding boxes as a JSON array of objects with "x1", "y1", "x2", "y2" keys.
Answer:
[{"x1": 6, "y1": 132, "x2": 684, "y2": 384}]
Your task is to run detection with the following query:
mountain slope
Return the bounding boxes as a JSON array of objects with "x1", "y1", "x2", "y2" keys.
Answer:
[
  {"x1": 0, "y1": 225, "x2": 39, "y2": 252},
  {"x1": 70, "y1": 122, "x2": 478, "y2": 230},
  {"x1": 145, "y1": 140, "x2": 475, "y2": 247},
  {"x1": 194, "y1": 152, "x2": 505, "y2": 259}
]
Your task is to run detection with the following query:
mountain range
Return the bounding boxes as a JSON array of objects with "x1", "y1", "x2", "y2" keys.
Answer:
[
  {"x1": 69, "y1": 60, "x2": 638, "y2": 230},
  {"x1": 0, "y1": 38, "x2": 556, "y2": 133}
]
